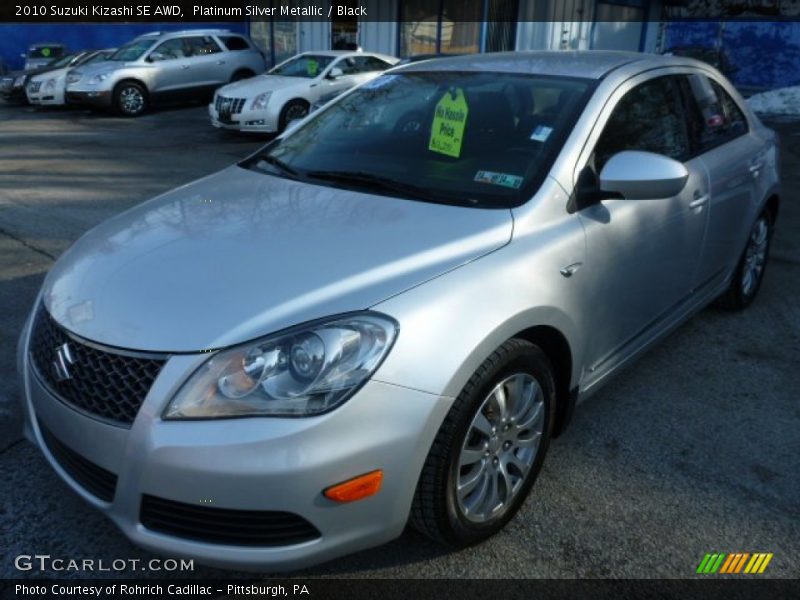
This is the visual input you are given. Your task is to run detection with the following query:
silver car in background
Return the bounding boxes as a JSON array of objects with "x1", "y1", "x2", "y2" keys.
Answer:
[
  {"x1": 209, "y1": 51, "x2": 399, "y2": 133},
  {"x1": 18, "y1": 52, "x2": 779, "y2": 571},
  {"x1": 65, "y1": 29, "x2": 265, "y2": 116}
]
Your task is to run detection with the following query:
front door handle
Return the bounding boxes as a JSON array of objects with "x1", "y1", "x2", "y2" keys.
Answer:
[
  {"x1": 216, "y1": 60, "x2": 226, "y2": 65},
  {"x1": 181, "y1": 64, "x2": 190, "y2": 70},
  {"x1": 749, "y1": 162, "x2": 764, "y2": 176},
  {"x1": 689, "y1": 194, "x2": 709, "y2": 209}
]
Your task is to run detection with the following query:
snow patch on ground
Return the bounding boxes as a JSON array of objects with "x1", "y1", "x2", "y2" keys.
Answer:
[{"x1": 747, "y1": 86, "x2": 800, "y2": 118}]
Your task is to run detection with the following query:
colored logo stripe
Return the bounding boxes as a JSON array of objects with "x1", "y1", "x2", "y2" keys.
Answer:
[{"x1": 698, "y1": 552, "x2": 773, "y2": 574}]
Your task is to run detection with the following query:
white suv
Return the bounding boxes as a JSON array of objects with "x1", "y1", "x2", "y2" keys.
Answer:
[{"x1": 65, "y1": 29, "x2": 266, "y2": 116}]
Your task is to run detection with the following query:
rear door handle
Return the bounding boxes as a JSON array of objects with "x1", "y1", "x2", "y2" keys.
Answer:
[
  {"x1": 749, "y1": 162, "x2": 764, "y2": 175},
  {"x1": 216, "y1": 60, "x2": 226, "y2": 65},
  {"x1": 181, "y1": 64, "x2": 190, "y2": 70},
  {"x1": 689, "y1": 194, "x2": 709, "y2": 209}
]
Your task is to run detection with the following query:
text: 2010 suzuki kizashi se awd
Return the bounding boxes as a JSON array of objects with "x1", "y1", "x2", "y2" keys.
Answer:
[{"x1": 18, "y1": 52, "x2": 779, "y2": 570}]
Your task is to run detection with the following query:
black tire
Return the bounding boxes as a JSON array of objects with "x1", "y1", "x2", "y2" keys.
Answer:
[
  {"x1": 230, "y1": 70, "x2": 254, "y2": 83},
  {"x1": 278, "y1": 99, "x2": 309, "y2": 132},
  {"x1": 113, "y1": 82, "x2": 148, "y2": 117},
  {"x1": 716, "y1": 207, "x2": 774, "y2": 310},
  {"x1": 411, "y1": 338, "x2": 556, "y2": 546}
]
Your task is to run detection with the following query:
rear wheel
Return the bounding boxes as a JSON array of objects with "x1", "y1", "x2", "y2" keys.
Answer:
[
  {"x1": 278, "y1": 99, "x2": 309, "y2": 132},
  {"x1": 411, "y1": 339, "x2": 555, "y2": 546},
  {"x1": 114, "y1": 82, "x2": 147, "y2": 117},
  {"x1": 717, "y1": 209, "x2": 773, "y2": 310}
]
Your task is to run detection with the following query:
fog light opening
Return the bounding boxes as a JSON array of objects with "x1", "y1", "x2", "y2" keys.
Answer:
[{"x1": 323, "y1": 470, "x2": 383, "y2": 503}]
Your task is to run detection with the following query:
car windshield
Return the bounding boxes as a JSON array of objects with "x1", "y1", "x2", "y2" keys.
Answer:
[
  {"x1": 246, "y1": 71, "x2": 592, "y2": 208},
  {"x1": 269, "y1": 54, "x2": 335, "y2": 78},
  {"x1": 110, "y1": 39, "x2": 154, "y2": 62},
  {"x1": 49, "y1": 54, "x2": 77, "y2": 68},
  {"x1": 28, "y1": 46, "x2": 65, "y2": 59},
  {"x1": 82, "y1": 51, "x2": 113, "y2": 66}
]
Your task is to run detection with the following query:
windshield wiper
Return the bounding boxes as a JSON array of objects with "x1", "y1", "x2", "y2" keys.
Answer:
[
  {"x1": 253, "y1": 154, "x2": 301, "y2": 180},
  {"x1": 305, "y1": 170, "x2": 455, "y2": 204}
]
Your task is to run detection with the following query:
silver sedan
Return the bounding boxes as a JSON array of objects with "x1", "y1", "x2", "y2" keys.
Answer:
[{"x1": 17, "y1": 51, "x2": 779, "y2": 571}]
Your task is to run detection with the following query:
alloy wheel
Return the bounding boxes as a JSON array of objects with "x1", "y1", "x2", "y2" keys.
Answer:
[
  {"x1": 741, "y1": 216, "x2": 769, "y2": 297},
  {"x1": 456, "y1": 373, "x2": 545, "y2": 523},
  {"x1": 120, "y1": 86, "x2": 144, "y2": 115}
]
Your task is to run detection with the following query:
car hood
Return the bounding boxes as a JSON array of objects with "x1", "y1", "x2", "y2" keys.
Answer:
[
  {"x1": 217, "y1": 75, "x2": 311, "y2": 98},
  {"x1": 42, "y1": 166, "x2": 512, "y2": 352},
  {"x1": 70, "y1": 61, "x2": 129, "y2": 78},
  {"x1": 30, "y1": 66, "x2": 69, "y2": 82}
]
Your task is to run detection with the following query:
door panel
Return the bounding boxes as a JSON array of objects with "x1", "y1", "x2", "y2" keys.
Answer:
[
  {"x1": 576, "y1": 74, "x2": 710, "y2": 374},
  {"x1": 682, "y1": 75, "x2": 758, "y2": 286}
]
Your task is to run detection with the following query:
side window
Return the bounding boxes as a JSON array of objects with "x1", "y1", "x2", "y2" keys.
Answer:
[
  {"x1": 594, "y1": 76, "x2": 691, "y2": 172},
  {"x1": 185, "y1": 36, "x2": 222, "y2": 57},
  {"x1": 682, "y1": 74, "x2": 748, "y2": 154},
  {"x1": 352, "y1": 56, "x2": 392, "y2": 72},
  {"x1": 151, "y1": 39, "x2": 186, "y2": 60},
  {"x1": 336, "y1": 57, "x2": 360, "y2": 76},
  {"x1": 220, "y1": 36, "x2": 251, "y2": 51}
]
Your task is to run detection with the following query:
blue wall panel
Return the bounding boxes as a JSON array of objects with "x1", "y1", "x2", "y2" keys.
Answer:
[
  {"x1": 0, "y1": 23, "x2": 247, "y2": 71},
  {"x1": 665, "y1": 20, "x2": 800, "y2": 92}
]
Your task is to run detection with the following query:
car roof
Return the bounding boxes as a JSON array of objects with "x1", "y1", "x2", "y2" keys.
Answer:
[
  {"x1": 393, "y1": 50, "x2": 703, "y2": 79},
  {"x1": 135, "y1": 29, "x2": 235, "y2": 40}
]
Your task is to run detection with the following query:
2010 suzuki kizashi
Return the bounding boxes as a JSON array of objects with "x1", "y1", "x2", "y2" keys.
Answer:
[{"x1": 18, "y1": 51, "x2": 780, "y2": 571}]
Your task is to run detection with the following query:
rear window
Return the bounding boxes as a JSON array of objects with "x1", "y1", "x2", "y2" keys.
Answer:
[
  {"x1": 28, "y1": 46, "x2": 65, "y2": 59},
  {"x1": 220, "y1": 36, "x2": 251, "y2": 51}
]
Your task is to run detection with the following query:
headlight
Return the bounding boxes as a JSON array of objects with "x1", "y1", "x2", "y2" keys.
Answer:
[
  {"x1": 66, "y1": 73, "x2": 81, "y2": 84},
  {"x1": 164, "y1": 313, "x2": 398, "y2": 419},
  {"x1": 88, "y1": 73, "x2": 109, "y2": 85},
  {"x1": 14, "y1": 76, "x2": 24, "y2": 86},
  {"x1": 44, "y1": 78, "x2": 56, "y2": 90},
  {"x1": 251, "y1": 91, "x2": 272, "y2": 110}
]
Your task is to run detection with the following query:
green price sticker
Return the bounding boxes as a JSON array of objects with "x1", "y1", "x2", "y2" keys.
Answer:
[
  {"x1": 41, "y1": 48, "x2": 51, "y2": 57},
  {"x1": 307, "y1": 59, "x2": 318, "y2": 77},
  {"x1": 428, "y1": 88, "x2": 469, "y2": 158}
]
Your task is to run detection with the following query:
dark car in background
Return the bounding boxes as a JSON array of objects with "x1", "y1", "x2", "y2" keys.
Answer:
[{"x1": 22, "y1": 43, "x2": 69, "y2": 70}]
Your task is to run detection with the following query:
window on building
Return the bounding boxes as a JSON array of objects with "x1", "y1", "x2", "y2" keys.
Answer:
[
  {"x1": 400, "y1": 0, "x2": 519, "y2": 57},
  {"x1": 594, "y1": 76, "x2": 691, "y2": 171}
]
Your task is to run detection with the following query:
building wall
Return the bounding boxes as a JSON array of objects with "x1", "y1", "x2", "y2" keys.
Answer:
[{"x1": 0, "y1": 23, "x2": 246, "y2": 71}]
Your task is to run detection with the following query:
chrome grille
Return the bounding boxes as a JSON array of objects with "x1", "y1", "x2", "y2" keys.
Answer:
[
  {"x1": 29, "y1": 305, "x2": 168, "y2": 427},
  {"x1": 28, "y1": 81, "x2": 42, "y2": 93},
  {"x1": 215, "y1": 95, "x2": 246, "y2": 115}
]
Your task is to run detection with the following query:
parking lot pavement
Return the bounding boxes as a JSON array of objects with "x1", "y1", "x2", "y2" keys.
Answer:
[{"x1": 1, "y1": 103, "x2": 798, "y2": 579}]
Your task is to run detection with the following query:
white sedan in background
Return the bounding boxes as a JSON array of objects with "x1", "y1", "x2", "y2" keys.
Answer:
[
  {"x1": 27, "y1": 48, "x2": 115, "y2": 106},
  {"x1": 209, "y1": 51, "x2": 398, "y2": 133}
]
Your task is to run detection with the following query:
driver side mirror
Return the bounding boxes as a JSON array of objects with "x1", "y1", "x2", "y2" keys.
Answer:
[
  {"x1": 599, "y1": 150, "x2": 689, "y2": 200},
  {"x1": 327, "y1": 67, "x2": 343, "y2": 80},
  {"x1": 148, "y1": 52, "x2": 165, "y2": 63}
]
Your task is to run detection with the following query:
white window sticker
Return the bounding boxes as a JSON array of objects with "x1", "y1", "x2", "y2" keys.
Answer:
[
  {"x1": 530, "y1": 125, "x2": 553, "y2": 142},
  {"x1": 474, "y1": 170, "x2": 523, "y2": 189}
]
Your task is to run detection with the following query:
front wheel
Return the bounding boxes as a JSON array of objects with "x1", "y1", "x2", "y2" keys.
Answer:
[
  {"x1": 717, "y1": 209, "x2": 773, "y2": 310},
  {"x1": 411, "y1": 339, "x2": 555, "y2": 546},
  {"x1": 114, "y1": 82, "x2": 147, "y2": 117},
  {"x1": 278, "y1": 99, "x2": 309, "y2": 132}
]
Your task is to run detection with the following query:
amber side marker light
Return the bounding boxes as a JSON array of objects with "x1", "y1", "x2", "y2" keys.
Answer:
[{"x1": 324, "y1": 470, "x2": 383, "y2": 503}]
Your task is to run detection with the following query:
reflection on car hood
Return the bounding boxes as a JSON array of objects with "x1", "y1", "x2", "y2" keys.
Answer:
[
  {"x1": 43, "y1": 166, "x2": 512, "y2": 352},
  {"x1": 30, "y1": 66, "x2": 69, "y2": 82},
  {"x1": 216, "y1": 75, "x2": 312, "y2": 98},
  {"x1": 69, "y1": 61, "x2": 132, "y2": 78}
]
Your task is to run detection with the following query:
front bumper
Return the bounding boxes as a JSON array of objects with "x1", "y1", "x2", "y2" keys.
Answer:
[
  {"x1": 208, "y1": 102, "x2": 279, "y2": 133},
  {"x1": 17, "y1": 316, "x2": 450, "y2": 571},
  {"x1": 65, "y1": 90, "x2": 112, "y2": 108}
]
